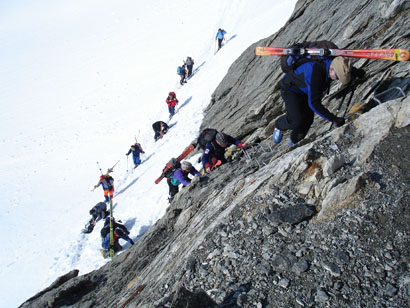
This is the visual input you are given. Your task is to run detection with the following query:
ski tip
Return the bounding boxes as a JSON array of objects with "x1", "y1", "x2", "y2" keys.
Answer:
[{"x1": 396, "y1": 48, "x2": 409, "y2": 61}]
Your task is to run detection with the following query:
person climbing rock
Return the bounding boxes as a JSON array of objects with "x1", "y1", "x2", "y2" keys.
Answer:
[
  {"x1": 201, "y1": 132, "x2": 247, "y2": 173},
  {"x1": 273, "y1": 49, "x2": 352, "y2": 146},
  {"x1": 167, "y1": 160, "x2": 201, "y2": 203},
  {"x1": 101, "y1": 217, "x2": 134, "y2": 256}
]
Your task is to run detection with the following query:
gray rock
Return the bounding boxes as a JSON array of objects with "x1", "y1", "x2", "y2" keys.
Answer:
[{"x1": 267, "y1": 203, "x2": 316, "y2": 226}]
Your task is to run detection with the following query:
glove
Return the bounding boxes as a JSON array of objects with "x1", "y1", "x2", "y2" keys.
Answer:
[
  {"x1": 351, "y1": 67, "x2": 366, "y2": 79},
  {"x1": 239, "y1": 143, "x2": 250, "y2": 149},
  {"x1": 333, "y1": 117, "x2": 345, "y2": 127},
  {"x1": 205, "y1": 163, "x2": 212, "y2": 173},
  {"x1": 191, "y1": 175, "x2": 200, "y2": 184}
]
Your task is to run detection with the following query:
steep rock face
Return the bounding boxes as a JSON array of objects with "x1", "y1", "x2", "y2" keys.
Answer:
[
  {"x1": 20, "y1": 0, "x2": 410, "y2": 307},
  {"x1": 202, "y1": 0, "x2": 410, "y2": 143}
]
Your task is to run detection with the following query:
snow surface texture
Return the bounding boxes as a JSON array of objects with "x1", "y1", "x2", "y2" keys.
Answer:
[{"x1": 0, "y1": 1, "x2": 296, "y2": 307}]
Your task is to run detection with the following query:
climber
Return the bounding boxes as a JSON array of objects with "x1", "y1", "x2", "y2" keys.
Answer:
[
  {"x1": 167, "y1": 160, "x2": 201, "y2": 203},
  {"x1": 152, "y1": 121, "x2": 169, "y2": 141},
  {"x1": 216, "y1": 28, "x2": 227, "y2": 51},
  {"x1": 126, "y1": 143, "x2": 145, "y2": 168},
  {"x1": 273, "y1": 54, "x2": 353, "y2": 146},
  {"x1": 165, "y1": 92, "x2": 179, "y2": 119},
  {"x1": 185, "y1": 57, "x2": 194, "y2": 78},
  {"x1": 82, "y1": 202, "x2": 110, "y2": 233},
  {"x1": 201, "y1": 132, "x2": 247, "y2": 173},
  {"x1": 101, "y1": 217, "x2": 134, "y2": 255},
  {"x1": 94, "y1": 174, "x2": 114, "y2": 202}
]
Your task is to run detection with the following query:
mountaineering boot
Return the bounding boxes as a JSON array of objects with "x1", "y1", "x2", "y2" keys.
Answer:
[{"x1": 273, "y1": 128, "x2": 283, "y2": 144}]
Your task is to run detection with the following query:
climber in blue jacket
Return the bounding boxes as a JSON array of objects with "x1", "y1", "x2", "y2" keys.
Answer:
[{"x1": 273, "y1": 56, "x2": 352, "y2": 146}]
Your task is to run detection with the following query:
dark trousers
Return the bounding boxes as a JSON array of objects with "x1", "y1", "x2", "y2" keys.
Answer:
[
  {"x1": 275, "y1": 88, "x2": 314, "y2": 143},
  {"x1": 167, "y1": 178, "x2": 179, "y2": 200},
  {"x1": 217, "y1": 38, "x2": 223, "y2": 49},
  {"x1": 186, "y1": 65, "x2": 193, "y2": 77},
  {"x1": 179, "y1": 73, "x2": 186, "y2": 85},
  {"x1": 168, "y1": 105, "x2": 175, "y2": 117}
]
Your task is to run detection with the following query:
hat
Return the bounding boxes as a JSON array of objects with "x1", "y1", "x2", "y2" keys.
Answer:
[
  {"x1": 330, "y1": 57, "x2": 352, "y2": 85},
  {"x1": 181, "y1": 161, "x2": 193, "y2": 171},
  {"x1": 215, "y1": 132, "x2": 228, "y2": 147}
]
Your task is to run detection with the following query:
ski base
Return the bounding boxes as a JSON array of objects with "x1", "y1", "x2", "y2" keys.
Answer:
[{"x1": 255, "y1": 46, "x2": 410, "y2": 61}]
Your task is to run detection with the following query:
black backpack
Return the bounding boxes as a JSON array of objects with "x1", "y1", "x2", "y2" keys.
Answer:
[
  {"x1": 162, "y1": 158, "x2": 181, "y2": 178},
  {"x1": 197, "y1": 128, "x2": 218, "y2": 150},
  {"x1": 280, "y1": 40, "x2": 339, "y2": 73}
]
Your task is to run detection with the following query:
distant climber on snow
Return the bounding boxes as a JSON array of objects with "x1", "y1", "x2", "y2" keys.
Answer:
[
  {"x1": 152, "y1": 121, "x2": 169, "y2": 141},
  {"x1": 201, "y1": 131, "x2": 247, "y2": 173},
  {"x1": 165, "y1": 92, "x2": 179, "y2": 119},
  {"x1": 215, "y1": 28, "x2": 227, "y2": 51},
  {"x1": 126, "y1": 142, "x2": 145, "y2": 168},
  {"x1": 273, "y1": 41, "x2": 354, "y2": 146},
  {"x1": 94, "y1": 174, "x2": 114, "y2": 202},
  {"x1": 185, "y1": 57, "x2": 194, "y2": 78},
  {"x1": 100, "y1": 217, "x2": 134, "y2": 257},
  {"x1": 177, "y1": 63, "x2": 187, "y2": 85},
  {"x1": 167, "y1": 160, "x2": 202, "y2": 203},
  {"x1": 82, "y1": 202, "x2": 110, "y2": 233}
]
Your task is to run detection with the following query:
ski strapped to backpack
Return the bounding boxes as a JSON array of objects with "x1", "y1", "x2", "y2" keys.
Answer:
[
  {"x1": 197, "y1": 128, "x2": 218, "y2": 150},
  {"x1": 154, "y1": 144, "x2": 195, "y2": 184},
  {"x1": 109, "y1": 198, "x2": 114, "y2": 260},
  {"x1": 279, "y1": 41, "x2": 339, "y2": 73},
  {"x1": 255, "y1": 44, "x2": 410, "y2": 63}
]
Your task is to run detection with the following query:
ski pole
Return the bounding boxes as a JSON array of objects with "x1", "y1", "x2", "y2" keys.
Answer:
[
  {"x1": 96, "y1": 162, "x2": 103, "y2": 175},
  {"x1": 107, "y1": 160, "x2": 120, "y2": 173},
  {"x1": 135, "y1": 129, "x2": 140, "y2": 143}
]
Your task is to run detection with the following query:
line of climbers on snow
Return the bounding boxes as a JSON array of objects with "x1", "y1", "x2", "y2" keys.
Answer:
[
  {"x1": 177, "y1": 28, "x2": 227, "y2": 85},
  {"x1": 82, "y1": 28, "x2": 231, "y2": 257},
  {"x1": 84, "y1": 39, "x2": 368, "y2": 259}
]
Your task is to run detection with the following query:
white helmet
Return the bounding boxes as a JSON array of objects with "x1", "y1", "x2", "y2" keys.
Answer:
[{"x1": 181, "y1": 161, "x2": 192, "y2": 171}]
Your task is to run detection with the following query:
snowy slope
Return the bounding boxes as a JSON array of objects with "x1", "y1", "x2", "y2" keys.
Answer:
[{"x1": 0, "y1": 1, "x2": 296, "y2": 307}]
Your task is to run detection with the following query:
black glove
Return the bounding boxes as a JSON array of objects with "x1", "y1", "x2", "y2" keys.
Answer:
[
  {"x1": 333, "y1": 117, "x2": 345, "y2": 127},
  {"x1": 351, "y1": 67, "x2": 366, "y2": 80}
]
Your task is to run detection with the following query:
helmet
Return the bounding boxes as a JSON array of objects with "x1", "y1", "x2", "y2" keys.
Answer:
[
  {"x1": 181, "y1": 161, "x2": 192, "y2": 171},
  {"x1": 215, "y1": 132, "x2": 228, "y2": 147}
]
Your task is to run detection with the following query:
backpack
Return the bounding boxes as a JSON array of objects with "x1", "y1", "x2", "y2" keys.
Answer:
[
  {"x1": 197, "y1": 128, "x2": 218, "y2": 150},
  {"x1": 280, "y1": 40, "x2": 339, "y2": 73},
  {"x1": 162, "y1": 158, "x2": 181, "y2": 178},
  {"x1": 177, "y1": 66, "x2": 183, "y2": 75}
]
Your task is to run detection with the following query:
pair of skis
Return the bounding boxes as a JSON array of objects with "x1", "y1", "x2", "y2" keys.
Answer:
[
  {"x1": 154, "y1": 144, "x2": 196, "y2": 184},
  {"x1": 255, "y1": 46, "x2": 410, "y2": 61},
  {"x1": 100, "y1": 199, "x2": 115, "y2": 260}
]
